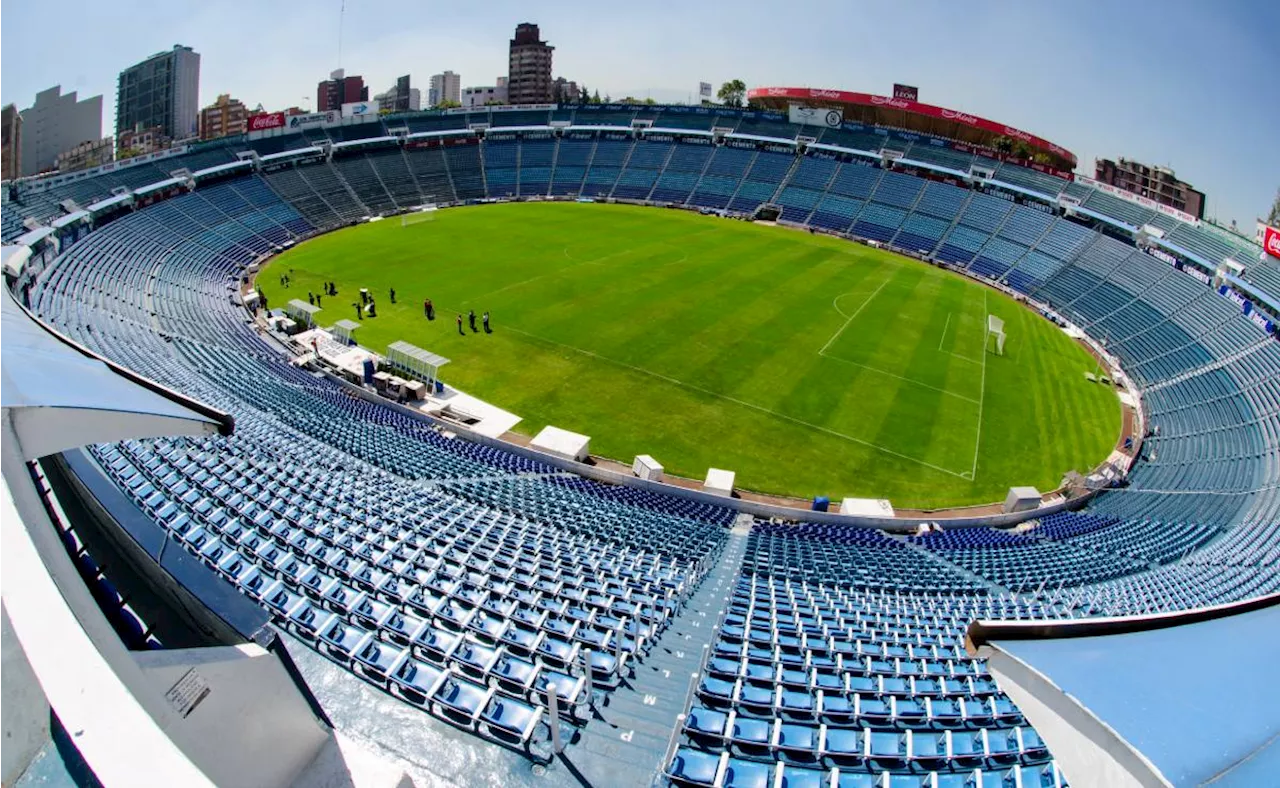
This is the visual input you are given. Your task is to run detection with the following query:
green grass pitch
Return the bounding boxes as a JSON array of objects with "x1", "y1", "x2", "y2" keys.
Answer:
[{"x1": 261, "y1": 202, "x2": 1120, "y2": 508}]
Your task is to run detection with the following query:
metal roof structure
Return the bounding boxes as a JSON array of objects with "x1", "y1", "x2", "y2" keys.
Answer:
[
  {"x1": 1, "y1": 288, "x2": 228, "y2": 460},
  {"x1": 387, "y1": 340, "x2": 450, "y2": 369},
  {"x1": 969, "y1": 593, "x2": 1280, "y2": 787}
]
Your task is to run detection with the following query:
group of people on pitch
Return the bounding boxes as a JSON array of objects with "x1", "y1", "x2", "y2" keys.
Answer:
[{"x1": 421, "y1": 297, "x2": 491, "y2": 336}]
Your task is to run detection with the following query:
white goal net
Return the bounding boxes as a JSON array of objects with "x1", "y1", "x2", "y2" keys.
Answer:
[
  {"x1": 987, "y1": 315, "x2": 1007, "y2": 355},
  {"x1": 401, "y1": 205, "x2": 438, "y2": 227}
]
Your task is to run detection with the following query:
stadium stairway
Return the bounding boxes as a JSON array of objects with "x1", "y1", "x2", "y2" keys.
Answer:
[{"x1": 559, "y1": 521, "x2": 751, "y2": 786}]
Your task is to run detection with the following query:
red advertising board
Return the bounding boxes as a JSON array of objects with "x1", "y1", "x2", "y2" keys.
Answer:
[
  {"x1": 1265, "y1": 225, "x2": 1280, "y2": 260},
  {"x1": 748, "y1": 87, "x2": 1076, "y2": 166},
  {"x1": 248, "y1": 112, "x2": 286, "y2": 131}
]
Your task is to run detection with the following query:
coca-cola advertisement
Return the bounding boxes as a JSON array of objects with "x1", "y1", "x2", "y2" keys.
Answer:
[
  {"x1": 248, "y1": 112, "x2": 286, "y2": 131},
  {"x1": 1264, "y1": 225, "x2": 1280, "y2": 260}
]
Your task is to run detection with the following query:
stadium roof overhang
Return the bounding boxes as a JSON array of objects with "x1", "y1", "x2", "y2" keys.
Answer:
[
  {"x1": 967, "y1": 592, "x2": 1280, "y2": 787},
  {"x1": 14, "y1": 226, "x2": 56, "y2": 248},
  {"x1": 50, "y1": 210, "x2": 90, "y2": 229},
  {"x1": 87, "y1": 192, "x2": 132, "y2": 214},
  {"x1": 192, "y1": 160, "x2": 253, "y2": 180},
  {"x1": 748, "y1": 87, "x2": 1077, "y2": 171},
  {"x1": 1, "y1": 288, "x2": 231, "y2": 460}
]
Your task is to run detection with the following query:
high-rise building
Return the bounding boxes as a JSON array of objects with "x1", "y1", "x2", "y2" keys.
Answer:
[
  {"x1": 507, "y1": 23, "x2": 554, "y2": 105},
  {"x1": 317, "y1": 69, "x2": 368, "y2": 112},
  {"x1": 18, "y1": 86, "x2": 103, "y2": 177},
  {"x1": 199, "y1": 94, "x2": 249, "y2": 140},
  {"x1": 1, "y1": 104, "x2": 21, "y2": 181},
  {"x1": 116, "y1": 45, "x2": 201, "y2": 143},
  {"x1": 428, "y1": 71, "x2": 462, "y2": 108},
  {"x1": 1095, "y1": 157, "x2": 1206, "y2": 220}
]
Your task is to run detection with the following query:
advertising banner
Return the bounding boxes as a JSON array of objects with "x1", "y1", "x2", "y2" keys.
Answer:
[
  {"x1": 699, "y1": 82, "x2": 713, "y2": 100},
  {"x1": 342, "y1": 101, "x2": 376, "y2": 118},
  {"x1": 248, "y1": 112, "x2": 286, "y2": 131},
  {"x1": 788, "y1": 105, "x2": 844, "y2": 128},
  {"x1": 893, "y1": 83, "x2": 919, "y2": 101},
  {"x1": 749, "y1": 87, "x2": 1075, "y2": 165},
  {"x1": 286, "y1": 111, "x2": 340, "y2": 129},
  {"x1": 1264, "y1": 225, "x2": 1280, "y2": 260}
]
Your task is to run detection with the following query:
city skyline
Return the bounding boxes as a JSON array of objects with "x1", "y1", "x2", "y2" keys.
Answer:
[{"x1": 1, "y1": 0, "x2": 1276, "y2": 226}]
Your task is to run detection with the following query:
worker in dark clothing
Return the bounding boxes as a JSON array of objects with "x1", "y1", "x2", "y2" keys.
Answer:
[
  {"x1": 308, "y1": 292, "x2": 315, "y2": 306},
  {"x1": 456, "y1": 314, "x2": 465, "y2": 335},
  {"x1": 468, "y1": 309, "x2": 477, "y2": 332},
  {"x1": 483, "y1": 311, "x2": 491, "y2": 333},
  {"x1": 389, "y1": 288, "x2": 396, "y2": 304},
  {"x1": 354, "y1": 303, "x2": 362, "y2": 320},
  {"x1": 316, "y1": 294, "x2": 322, "y2": 308}
]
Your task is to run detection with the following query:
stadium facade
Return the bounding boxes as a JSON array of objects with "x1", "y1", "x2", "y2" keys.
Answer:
[{"x1": 3, "y1": 99, "x2": 1279, "y2": 786}]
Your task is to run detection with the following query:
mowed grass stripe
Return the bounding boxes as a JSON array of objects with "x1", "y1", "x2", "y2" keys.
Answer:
[{"x1": 261, "y1": 203, "x2": 1117, "y2": 506}]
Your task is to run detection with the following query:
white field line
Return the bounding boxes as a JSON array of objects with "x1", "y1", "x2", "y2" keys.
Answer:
[
  {"x1": 502, "y1": 323, "x2": 971, "y2": 479},
  {"x1": 938, "y1": 313, "x2": 951, "y2": 351},
  {"x1": 819, "y1": 353, "x2": 980, "y2": 405},
  {"x1": 822, "y1": 283, "x2": 978, "y2": 404},
  {"x1": 819, "y1": 278, "x2": 891, "y2": 356},
  {"x1": 970, "y1": 290, "x2": 989, "y2": 480}
]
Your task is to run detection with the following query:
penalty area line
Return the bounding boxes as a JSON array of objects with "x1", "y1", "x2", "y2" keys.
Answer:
[{"x1": 502, "y1": 324, "x2": 972, "y2": 480}]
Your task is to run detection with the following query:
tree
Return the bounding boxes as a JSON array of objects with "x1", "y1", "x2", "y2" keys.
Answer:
[
  {"x1": 1268, "y1": 188, "x2": 1280, "y2": 227},
  {"x1": 434, "y1": 100, "x2": 461, "y2": 110},
  {"x1": 579, "y1": 85, "x2": 590, "y2": 104},
  {"x1": 591, "y1": 90, "x2": 601, "y2": 104},
  {"x1": 644, "y1": 98, "x2": 657, "y2": 105},
  {"x1": 717, "y1": 79, "x2": 747, "y2": 108}
]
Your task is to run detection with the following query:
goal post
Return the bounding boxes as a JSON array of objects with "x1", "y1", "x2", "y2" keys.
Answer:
[
  {"x1": 987, "y1": 314, "x2": 1007, "y2": 356},
  {"x1": 401, "y1": 204, "x2": 438, "y2": 227}
]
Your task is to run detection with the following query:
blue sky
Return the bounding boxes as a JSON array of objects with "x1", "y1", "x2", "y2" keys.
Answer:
[{"x1": 3, "y1": 0, "x2": 1276, "y2": 226}]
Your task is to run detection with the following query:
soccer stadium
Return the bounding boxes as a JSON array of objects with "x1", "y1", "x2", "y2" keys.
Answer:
[{"x1": 3, "y1": 47, "x2": 1280, "y2": 788}]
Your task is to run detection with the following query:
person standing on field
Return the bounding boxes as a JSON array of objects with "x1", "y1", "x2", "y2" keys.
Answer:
[{"x1": 457, "y1": 314, "x2": 464, "y2": 335}]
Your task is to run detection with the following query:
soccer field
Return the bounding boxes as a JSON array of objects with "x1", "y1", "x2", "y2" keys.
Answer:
[{"x1": 261, "y1": 202, "x2": 1120, "y2": 508}]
